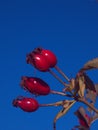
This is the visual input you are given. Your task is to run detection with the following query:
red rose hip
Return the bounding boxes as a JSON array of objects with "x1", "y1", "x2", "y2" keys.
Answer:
[
  {"x1": 26, "y1": 52, "x2": 50, "y2": 72},
  {"x1": 12, "y1": 97, "x2": 39, "y2": 112},
  {"x1": 41, "y1": 49, "x2": 57, "y2": 68},
  {"x1": 20, "y1": 76, "x2": 50, "y2": 95},
  {"x1": 33, "y1": 47, "x2": 57, "y2": 68}
]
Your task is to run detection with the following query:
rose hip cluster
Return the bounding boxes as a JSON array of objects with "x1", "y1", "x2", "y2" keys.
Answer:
[
  {"x1": 12, "y1": 47, "x2": 57, "y2": 112},
  {"x1": 13, "y1": 48, "x2": 97, "y2": 130}
]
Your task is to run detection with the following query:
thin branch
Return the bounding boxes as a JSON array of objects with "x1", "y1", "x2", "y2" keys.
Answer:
[
  {"x1": 50, "y1": 90, "x2": 72, "y2": 97},
  {"x1": 48, "y1": 69, "x2": 69, "y2": 87},
  {"x1": 39, "y1": 100, "x2": 65, "y2": 107},
  {"x1": 77, "y1": 97, "x2": 98, "y2": 114},
  {"x1": 54, "y1": 65, "x2": 70, "y2": 82}
]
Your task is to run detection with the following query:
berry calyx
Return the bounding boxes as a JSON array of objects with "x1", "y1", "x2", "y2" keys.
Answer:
[
  {"x1": 12, "y1": 97, "x2": 39, "y2": 112},
  {"x1": 20, "y1": 76, "x2": 50, "y2": 95}
]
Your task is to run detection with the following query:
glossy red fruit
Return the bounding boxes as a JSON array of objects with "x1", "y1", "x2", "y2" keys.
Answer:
[
  {"x1": 41, "y1": 49, "x2": 57, "y2": 68},
  {"x1": 12, "y1": 97, "x2": 39, "y2": 112},
  {"x1": 26, "y1": 52, "x2": 50, "y2": 72},
  {"x1": 33, "y1": 47, "x2": 57, "y2": 68},
  {"x1": 20, "y1": 76, "x2": 50, "y2": 95}
]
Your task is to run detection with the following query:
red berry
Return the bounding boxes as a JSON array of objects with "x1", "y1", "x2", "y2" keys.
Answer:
[
  {"x1": 12, "y1": 97, "x2": 39, "y2": 112},
  {"x1": 41, "y1": 49, "x2": 57, "y2": 68},
  {"x1": 20, "y1": 76, "x2": 50, "y2": 95},
  {"x1": 26, "y1": 52, "x2": 50, "y2": 72},
  {"x1": 33, "y1": 47, "x2": 57, "y2": 68}
]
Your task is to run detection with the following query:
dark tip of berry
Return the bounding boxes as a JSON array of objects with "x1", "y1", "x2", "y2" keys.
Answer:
[
  {"x1": 12, "y1": 99, "x2": 18, "y2": 107},
  {"x1": 34, "y1": 47, "x2": 42, "y2": 53},
  {"x1": 20, "y1": 77, "x2": 26, "y2": 87},
  {"x1": 26, "y1": 54, "x2": 31, "y2": 64}
]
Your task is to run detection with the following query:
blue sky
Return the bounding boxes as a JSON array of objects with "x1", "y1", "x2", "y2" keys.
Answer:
[{"x1": 0, "y1": 0, "x2": 98, "y2": 130}]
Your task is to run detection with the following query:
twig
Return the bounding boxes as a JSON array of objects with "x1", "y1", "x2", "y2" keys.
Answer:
[
  {"x1": 77, "y1": 97, "x2": 98, "y2": 114},
  {"x1": 50, "y1": 90, "x2": 72, "y2": 97},
  {"x1": 39, "y1": 100, "x2": 65, "y2": 107},
  {"x1": 54, "y1": 65, "x2": 70, "y2": 82},
  {"x1": 48, "y1": 69, "x2": 69, "y2": 87}
]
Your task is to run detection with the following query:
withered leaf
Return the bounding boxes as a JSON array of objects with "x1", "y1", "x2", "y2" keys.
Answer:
[
  {"x1": 78, "y1": 76, "x2": 86, "y2": 97},
  {"x1": 80, "y1": 57, "x2": 98, "y2": 71},
  {"x1": 54, "y1": 100, "x2": 76, "y2": 124},
  {"x1": 74, "y1": 107, "x2": 90, "y2": 128},
  {"x1": 74, "y1": 73, "x2": 86, "y2": 97},
  {"x1": 83, "y1": 73, "x2": 96, "y2": 92},
  {"x1": 73, "y1": 75, "x2": 81, "y2": 96},
  {"x1": 64, "y1": 78, "x2": 75, "y2": 92}
]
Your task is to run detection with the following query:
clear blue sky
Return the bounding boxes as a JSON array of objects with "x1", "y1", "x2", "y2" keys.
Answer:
[{"x1": 0, "y1": 0, "x2": 98, "y2": 130}]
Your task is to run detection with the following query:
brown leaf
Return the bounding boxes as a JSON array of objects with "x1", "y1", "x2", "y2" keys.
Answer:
[
  {"x1": 73, "y1": 74, "x2": 81, "y2": 96},
  {"x1": 54, "y1": 100, "x2": 76, "y2": 124},
  {"x1": 80, "y1": 57, "x2": 98, "y2": 71},
  {"x1": 78, "y1": 76, "x2": 86, "y2": 97},
  {"x1": 74, "y1": 107, "x2": 86, "y2": 120},
  {"x1": 63, "y1": 79, "x2": 75, "y2": 92},
  {"x1": 74, "y1": 74, "x2": 86, "y2": 97},
  {"x1": 74, "y1": 107, "x2": 91, "y2": 127},
  {"x1": 83, "y1": 73, "x2": 96, "y2": 92}
]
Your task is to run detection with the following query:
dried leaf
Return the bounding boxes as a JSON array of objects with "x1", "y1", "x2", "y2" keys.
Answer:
[
  {"x1": 54, "y1": 100, "x2": 76, "y2": 124},
  {"x1": 74, "y1": 107, "x2": 90, "y2": 127},
  {"x1": 78, "y1": 76, "x2": 86, "y2": 97},
  {"x1": 83, "y1": 73, "x2": 96, "y2": 92},
  {"x1": 63, "y1": 79, "x2": 75, "y2": 92},
  {"x1": 80, "y1": 57, "x2": 98, "y2": 71},
  {"x1": 74, "y1": 107, "x2": 86, "y2": 120},
  {"x1": 73, "y1": 75, "x2": 80, "y2": 96}
]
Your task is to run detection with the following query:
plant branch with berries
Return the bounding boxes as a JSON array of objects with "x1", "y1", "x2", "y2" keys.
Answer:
[{"x1": 12, "y1": 47, "x2": 98, "y2": 130}]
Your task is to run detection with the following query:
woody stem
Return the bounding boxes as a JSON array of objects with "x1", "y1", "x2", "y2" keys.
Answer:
[
  {"x1": 48, "y1": 69, "x2": 69, "y2": 87},
  {"x1": 78, "y1": 97, "x2": 98, "y2": 114},
  {"x1": 54, "y1": 65, "x2": 70, "y2": 82},
  {"x1": 50, "y1": 90, "x2": 72, "y2": 97}
]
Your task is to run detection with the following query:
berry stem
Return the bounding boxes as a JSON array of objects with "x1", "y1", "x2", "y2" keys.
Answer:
[
  {"x1": 48, "y1": 69, "x2": 69, "y2": 87},
  {"x1": 40, "y1": 100, "x2": 76, "y2": 107},
  {"x1": 77, "y1": 97, "x2": 98, "y2": 114},
  {"x1": 50, "y1": 90, "x2": 72, "y2": 97},
  {"x1": 54, "y1": 65, "x2": 70, "y2": 82},
  {"x1": 40, "y1": 100, "x2": 64, "y2": 107}
]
